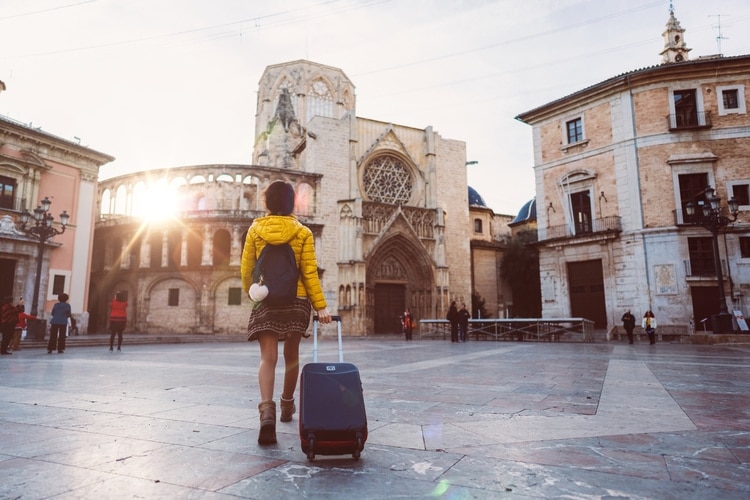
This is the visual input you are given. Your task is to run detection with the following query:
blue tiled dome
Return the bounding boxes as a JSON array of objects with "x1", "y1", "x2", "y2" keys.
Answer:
[
  {"x1": 468, "y1": 186, "x2": 487, "y2": 207},
  {"x1": 511, "y1": 198, "x2": 536, "y2": 224}
]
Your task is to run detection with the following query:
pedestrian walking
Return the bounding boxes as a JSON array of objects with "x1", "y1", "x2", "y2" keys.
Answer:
[
  {"x1": 48, "y1": 293, "x2": 75, "y2": 354},
  {"x1": 241, "y1": 181, "x2": 331, "y2": 445},
  {"x1": 621, "y1": 309, "x2": 636, "y2": 344}
]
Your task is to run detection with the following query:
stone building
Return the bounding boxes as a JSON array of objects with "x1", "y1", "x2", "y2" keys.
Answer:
[
  {"x1": 0, "y1": 114, "x2": 114, "y2": 332},
  {"x1": 515, "y1": 8, "x2": 750, "y2": 334},
  {"x1": 468, "y1": 187, "x2": 514, "y2": 318},
  {"x1": 89, "y1": 60, "x2": 511, "y2": 336}
]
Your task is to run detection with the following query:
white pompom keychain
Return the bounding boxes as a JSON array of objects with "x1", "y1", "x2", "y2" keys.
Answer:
[{"x1": 249, "y1": 276, "x2": 269, "y2": 302}]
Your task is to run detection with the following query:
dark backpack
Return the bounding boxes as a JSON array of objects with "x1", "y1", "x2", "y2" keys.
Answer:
[{"x1": 252, "y1": 242, "x2": 300, "y2": 306}]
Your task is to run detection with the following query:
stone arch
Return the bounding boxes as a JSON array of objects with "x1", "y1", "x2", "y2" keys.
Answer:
[
  {"x1": 365, "y1": 229, "x2": 434, "y2": 333},
  {"x1": 212, "y1": 228, "x2": 232, "y2": 267},
  {"x1": 142, "y1": 276, "x2": 200, "y2": 333},
  {"x1": 114, "y1": 184, "x2": 127, "y2": 215},
  {"x1": 100, "y1": 188, "x2": 112, "y2": 215}
]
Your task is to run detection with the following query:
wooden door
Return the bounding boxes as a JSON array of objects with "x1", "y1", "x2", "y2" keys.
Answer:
[
  {"x1": 374, "y1": 283, "x2": 405, "y2": 334},
  {"x1": 568, "y1": 259, "x2": 607, "y2": 328}
]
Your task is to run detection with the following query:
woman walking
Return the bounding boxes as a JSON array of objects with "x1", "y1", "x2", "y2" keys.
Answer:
[{"x1": 241, "y1": 181, "x2": 331, "y2": 444}]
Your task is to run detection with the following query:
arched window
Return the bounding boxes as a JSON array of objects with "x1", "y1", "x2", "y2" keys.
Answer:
[
  {"x1": 115, "y1": 185, "x2": 128, "y2": 215},
  {"x1": 186, "y1": 230, "x2": 202, "y2": 268},
  {"x1": 131, "y1": 182, "x2": 147, "y2": 217},
  {"x1": 167, "y1": 230, "x2": 181, "y2": 269},
  {"x1": 474, "y1": 218, "x2": 483, "y2": 233},
  {"x1": 149, "y1": 232, "x2": 162, "y2": 269},
  {"x1": 213, "y1": 229, "x2": 232, "y2": 267},
  {"x1": 100, "y1": 189, "x2": 112, "y2": 216},
  {"x1": 307, "y1": 79, "x2": 333, "y2": 122},
  {"x1": 295, "y1": 183, "x2": 314, "y2": 216}
]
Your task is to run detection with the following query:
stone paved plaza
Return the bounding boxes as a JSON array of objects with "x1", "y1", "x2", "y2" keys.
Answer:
[{"x1": 1, "y1": 333, "x2": 750, "y2": 499}]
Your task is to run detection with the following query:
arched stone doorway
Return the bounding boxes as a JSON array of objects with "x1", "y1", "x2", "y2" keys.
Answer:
[{"x1": 366, "y1": 232, "x2": 434, "y2": 334}]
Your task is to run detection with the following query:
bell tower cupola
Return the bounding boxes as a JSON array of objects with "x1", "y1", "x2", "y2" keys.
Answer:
[{"x1": 660, "y1": 2, "x2": 691, "y2": 64}]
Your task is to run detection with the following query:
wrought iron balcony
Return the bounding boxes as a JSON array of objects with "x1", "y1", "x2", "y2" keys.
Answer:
[
  {"x1": 667, "y1": 111, "x2": 712, "y2": 130},
  {"x1": 541, "y1": 216, "x2": 621, "y2": 242}
]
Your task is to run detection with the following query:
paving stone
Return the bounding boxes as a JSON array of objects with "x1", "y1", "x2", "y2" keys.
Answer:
[{"x1": 1, "y1": 339, "x2": 750, "y2": 498}]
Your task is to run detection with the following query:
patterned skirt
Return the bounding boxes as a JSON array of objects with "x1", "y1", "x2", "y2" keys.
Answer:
[{"x1": 247, "y1": 297, "x2": 312, "y2": 342}]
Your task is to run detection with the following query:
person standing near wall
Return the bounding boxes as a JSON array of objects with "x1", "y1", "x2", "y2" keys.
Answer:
[
  {"x1": 109, "y1": 291, "x2": 128, "y2": 352},
  {"x1": 642, "y1": 310, "x2": 657, "y2": 345},
  {"x1": 621, "y1": 309, "x2": 636, "y2": 344}
]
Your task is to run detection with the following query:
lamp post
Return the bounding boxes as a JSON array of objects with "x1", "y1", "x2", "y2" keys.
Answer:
[
  {"x1": 685, "y1": 187, "x2": 739, "y2": 334},
  {"x1": 20, "y1": 197, "x2": 69, "y2": 317}
]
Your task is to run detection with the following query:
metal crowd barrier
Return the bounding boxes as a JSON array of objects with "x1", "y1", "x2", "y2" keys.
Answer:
[{"x1": 418, "y1": 318, "x2": 596, "y2": 343}]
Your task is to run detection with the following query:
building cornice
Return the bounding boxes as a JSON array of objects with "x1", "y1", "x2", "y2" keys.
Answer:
[{"x1": 515, "y1": 55, "x2": 750, "y2": 125}]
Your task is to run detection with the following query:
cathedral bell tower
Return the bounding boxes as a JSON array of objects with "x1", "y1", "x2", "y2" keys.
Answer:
[{"x1": 660, "y1": 2, "x2": 691, "y2": 64}]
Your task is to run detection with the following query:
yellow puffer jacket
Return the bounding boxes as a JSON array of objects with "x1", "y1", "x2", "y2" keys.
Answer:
[{"x1": 241, "y1": 215, "x2": 327, "y2": 311}]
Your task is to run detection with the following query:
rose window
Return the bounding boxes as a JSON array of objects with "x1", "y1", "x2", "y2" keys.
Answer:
[{"x1": 362, "y1": 155, "x2": 413, "y2": 205}]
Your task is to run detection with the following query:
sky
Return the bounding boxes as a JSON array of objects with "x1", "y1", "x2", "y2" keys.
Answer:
[{"x1": 2, "y1": 0, "x2": 750, "y2": 215}]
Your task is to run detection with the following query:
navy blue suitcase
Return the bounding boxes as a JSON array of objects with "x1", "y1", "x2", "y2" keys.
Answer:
[{"x1": 299, "y1": 315, "x2": 367, "y2": 460}]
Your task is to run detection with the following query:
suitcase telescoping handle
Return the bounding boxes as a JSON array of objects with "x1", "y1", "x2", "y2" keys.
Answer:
[{"x1": 312, "y1": 315, "x2": 343, "y2": 363}]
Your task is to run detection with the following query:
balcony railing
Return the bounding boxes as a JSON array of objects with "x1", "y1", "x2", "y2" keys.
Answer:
[
  {"x1": 541, "y1": 216, "x2": 621, "y2": 242},
  {"x1": 667, "y1": 111, "x2": 712, "y2": 130},
  {"x1": 684, "y1": 258, "x2": 727, "y2": 278},
  {"x1": 674, "y1": 207, "x2": 737, "y2": 226}
]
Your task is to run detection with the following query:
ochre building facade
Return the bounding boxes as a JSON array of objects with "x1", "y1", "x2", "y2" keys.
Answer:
[{"x1": 516, "y1": 10, "x2": 750, "y2": 335}]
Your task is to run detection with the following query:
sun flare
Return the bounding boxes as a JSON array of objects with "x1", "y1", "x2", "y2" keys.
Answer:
[{"x1": 132, "y1": 181, "x2": 179, "y2": 221}]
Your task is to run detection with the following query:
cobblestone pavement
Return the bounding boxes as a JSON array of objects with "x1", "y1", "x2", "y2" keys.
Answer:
[{"x1": 1, "y1": 334, "x2": 750, "y2": 499}]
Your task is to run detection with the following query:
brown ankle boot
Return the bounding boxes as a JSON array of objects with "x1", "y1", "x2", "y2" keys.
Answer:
[
  {"x1": 257, "y1": 400, "x2": 277, "y2": 444},
  {"x1": 280, "y1": 396, "x2": 296, "y2": 422}
]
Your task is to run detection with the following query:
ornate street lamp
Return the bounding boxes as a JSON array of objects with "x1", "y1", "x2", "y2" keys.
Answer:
[
  {"x1": 20, "y1": 197, "x2": 69, "y2": 317},
  {"x1": 685, "y1": 187, "x2": 739, "y2": 334}
]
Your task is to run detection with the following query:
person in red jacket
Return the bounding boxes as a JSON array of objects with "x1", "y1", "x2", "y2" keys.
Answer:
[
  {"x1": 109, "y1": 291, "x2": 128, "y2": 351},
  {"x1": 11, "y1": 298, "x2": 36, "y2": 352}
]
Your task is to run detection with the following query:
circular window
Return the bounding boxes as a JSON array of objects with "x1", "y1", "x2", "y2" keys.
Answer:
[{"x1": 362, "y1": 155, "x2": 413, "y2": 205}]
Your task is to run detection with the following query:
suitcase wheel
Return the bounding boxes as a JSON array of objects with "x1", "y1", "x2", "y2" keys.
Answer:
[
  {"x1": 306, "y1": 435, "x2": 316, "y2": 461},
  {"x1": 352, "y1": 433, "x2": 363, "y2": 459}
]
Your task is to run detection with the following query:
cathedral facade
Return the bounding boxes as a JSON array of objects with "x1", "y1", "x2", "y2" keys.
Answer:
[{"x1": 89, "y1": 60, "x2": 476, "y2": 336}]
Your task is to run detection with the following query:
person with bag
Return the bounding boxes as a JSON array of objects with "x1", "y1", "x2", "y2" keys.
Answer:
[
  {"x1": 446, "y1": 301, "x2": 459, "y2": 342},
  {"x1": 642, "y1": 310, "x2": 657, "y2": 345},
  {"x1": 241, "y1": 181, "x2": 331, "y2": 445},
  {"x1": 400, "y1": 307, "x2": 414, "y2": 341}
]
